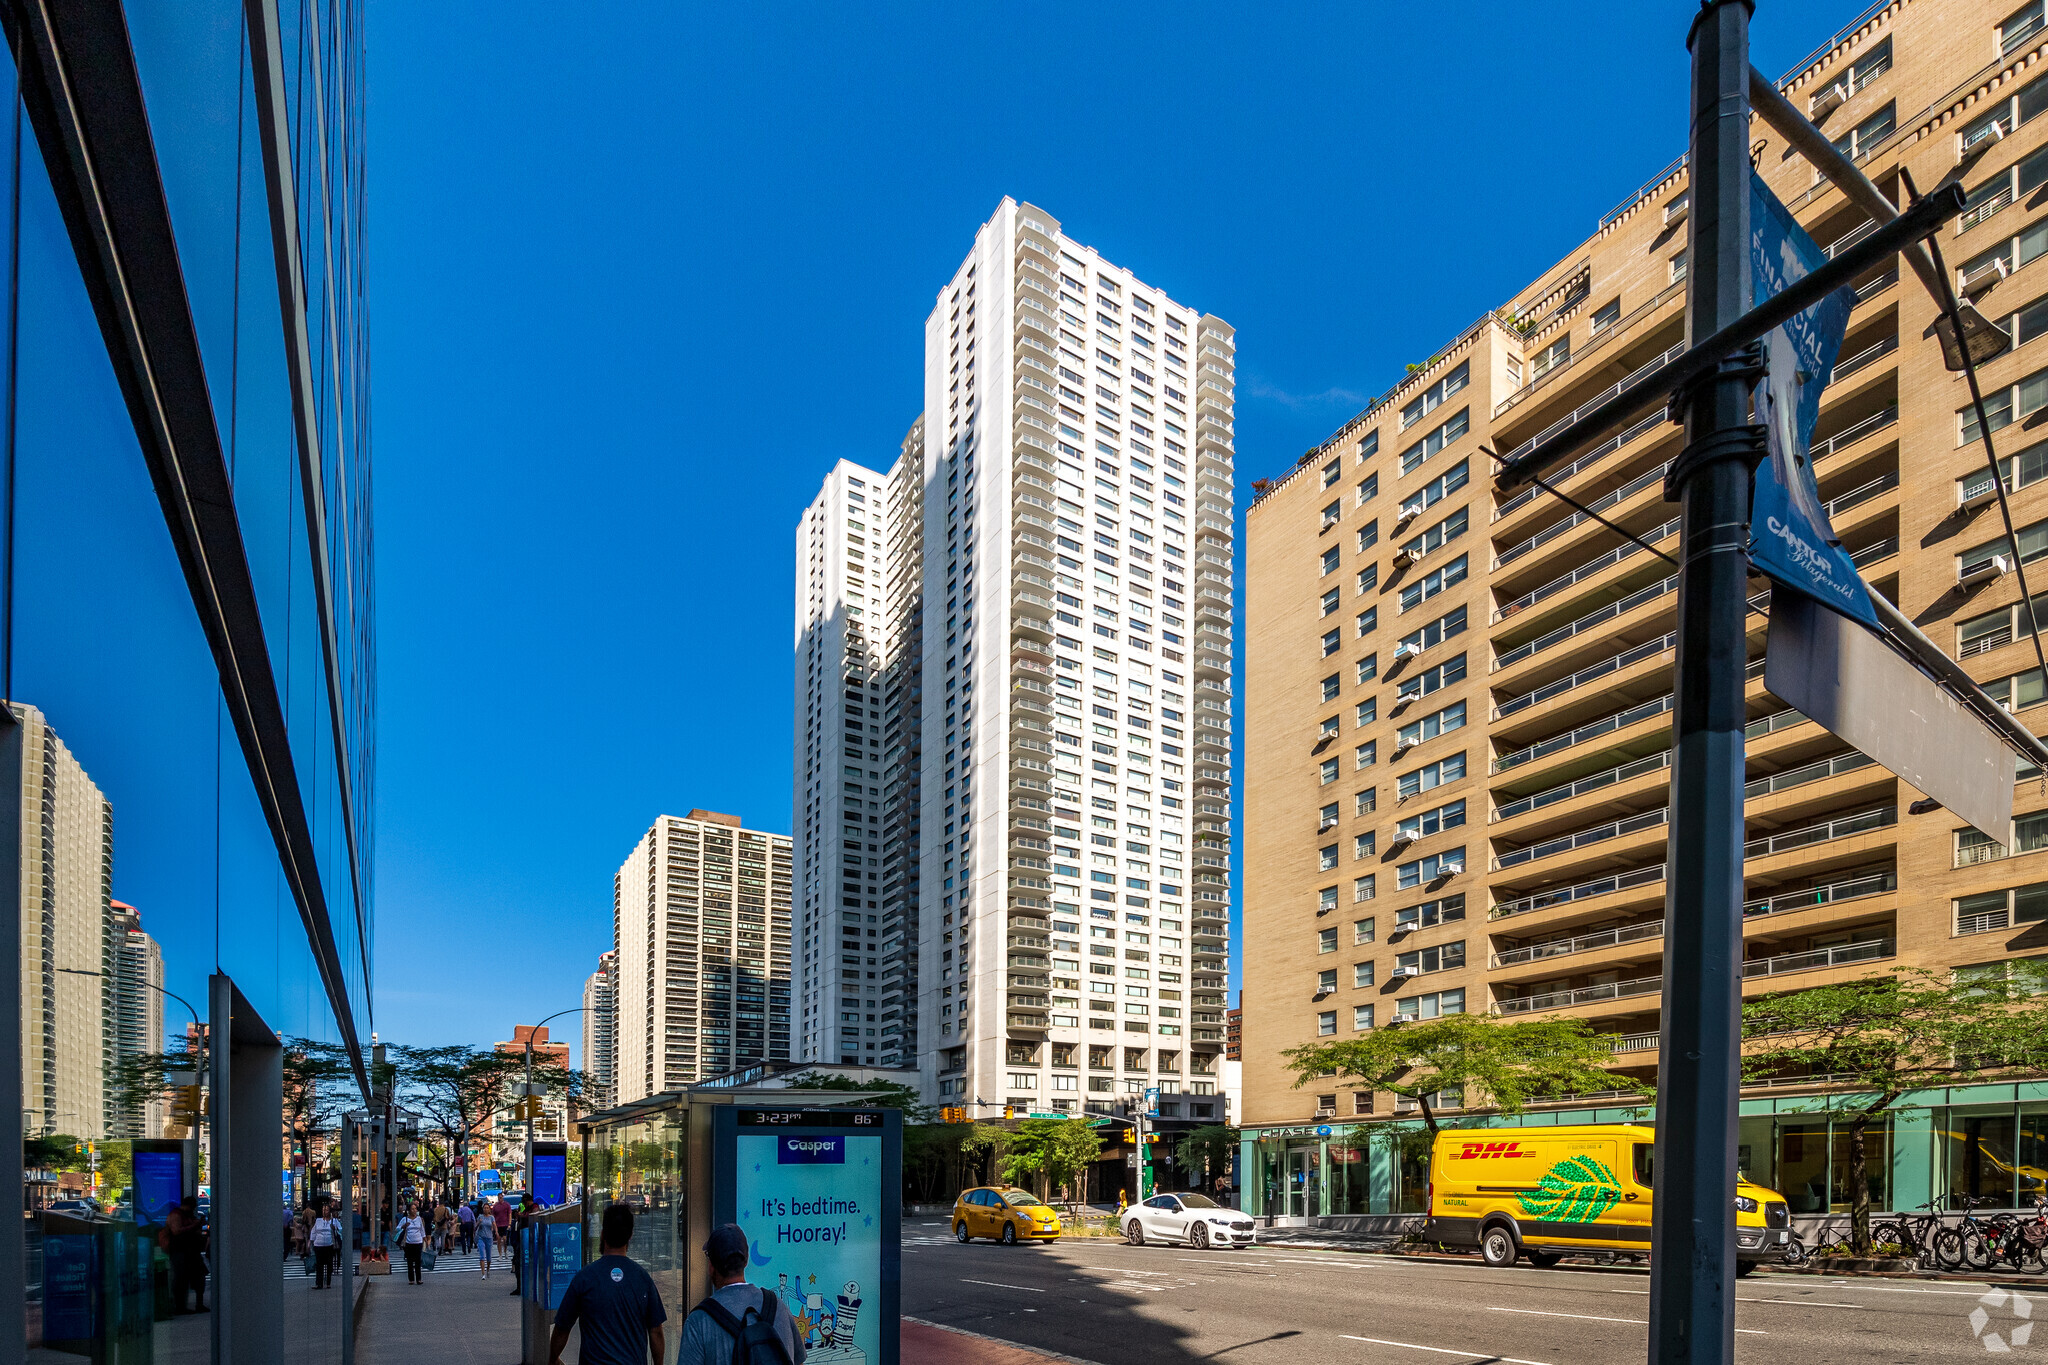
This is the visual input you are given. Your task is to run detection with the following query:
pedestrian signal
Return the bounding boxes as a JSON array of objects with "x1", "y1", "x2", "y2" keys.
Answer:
[{"x1": 1144, "y1": 1133, "x2": 1160, "y2": 1144}]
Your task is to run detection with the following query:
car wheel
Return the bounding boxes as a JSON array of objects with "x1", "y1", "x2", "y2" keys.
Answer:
[
  {"x1": 955, "y1": 1222, "x2": 971, "y2": 1243},
  {"x1": 1001, "y1": 1221, "x2": 1018, "y2": 1246},
  {"x1": 1192, "y1": 1223, "x2": 1210, "y2": 1250},
  {"x1": 1735, "y1": 1260, "x2": 1759, "y2": 1277},
  {"x1": 1480, "y1": 1224, "x2": 1519, "y2": 1268},
  {"x1": 1126, "y1": 1220, "x2": 1145, "y2": 1247}
]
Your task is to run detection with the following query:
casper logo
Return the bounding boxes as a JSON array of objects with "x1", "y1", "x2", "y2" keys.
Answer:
[
  {"x1": 1454, "y1": 1141, "x2": 1528, "y2": 1161},
  {"x1": 778, "y1": 1136, "x2": 845, "y2": 1165}
]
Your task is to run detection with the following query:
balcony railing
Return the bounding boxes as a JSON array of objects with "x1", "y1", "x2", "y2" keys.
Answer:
[
  {"x1": 1831, "y1": 333, "x2": 1899, "y2": 382},
  {"x1": 1744, "y1": 805, "x2": 1896, "y2": 859},
  {"x1": 1494, "y1": 633, "x2": 1676, "y2": 718},
  {"x1": 1499, "y1": 342, "x2": 1687, "y2": 468},
  {"x1": 1496, "y1": 460, "x2": 1672, "y2": 568},
  {"x1": 1496, "y1": 749, "x2": 1673, "y2": 822},
  {"x1": 1744, "y1": 705, "x2": 1806, "y2": 740},
  {"x1": 1495, "y1": 694, "x2": 1675, "y2": 775},
  {"x1": 1822, "y1": 470, "x2": 1899, "y2": 519},
  {"x1": 1741, "y1": 938, "x2": 1895, "y2": 978},
  {"x1": 1494, "y1": 916, "x2": 1666, "y2": 967},
  {"x1": 1743, "y1": 750, "x2": 1873, "y2": 799},
  {"x1": 1497, "y1": 972, "x2": 1663, "y2": 1014},
  {"x1": 1608, "y1": 1032, "x2": 1661, "y2": 1053},
  {"x1": 1494, "y1": 412, "x2": 1670, "y2": 520},
  {"x1": 1809, "y1": 406, "x2": 1898, "y2": 462},
  {"x1": 1495, "y1": 573, "x2": 1678, "y2": 671},
  {"x1": 1494, "y1": 516, "x2": 1680, "y2": 620},
  {"x1": 1958, "y1": 905, "x2": 2011, "y2": 935},
  {"x1": 1491, "y1": 863, "x2": 1669, "y2": 921},
  {"x1": 1849, "y1": 536, "x2": 1899, "y2": 569},
  {"x1": 1495, "y1": 806, "x2": 1668, "y2": 871},
  {"x1": 1742, "y1": 869, "x2": 1896, "y2": 918}
]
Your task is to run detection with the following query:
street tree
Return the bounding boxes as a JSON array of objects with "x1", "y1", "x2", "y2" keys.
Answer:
[
  {"x1": 1283, "y1": 1013, "x2": 1649, "y2": 1137},
  {"x1": 996, "y1": 1118, "x2": 1103, "y2": 1202},
  {"x1": 1741, "y1": 965, "x2": 2048, "y2": 1256},
  {"x1": 1175, "y1": 1125, "x2": 1239, "y2": 1195},
  {"x1": 779, "y1": 1070, "x2": 936, "y2": 1122},
  {"x1": 391, "y1": 1045, "x2": 528, "y2": 1192}
]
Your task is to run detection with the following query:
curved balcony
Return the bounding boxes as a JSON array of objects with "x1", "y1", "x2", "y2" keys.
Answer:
[
  {"x1": 1493, "y1": 571, "x2": 1677, "y2": 675},
  {"x1": 1495, "y1": 916, "x2": 1666, "y2": 968},
  {"x1": 1493, "y1": 514, "x2": 1680, "y2": 624},
  {"x1": 1497, "y1": 972, "x2": 1662, "y2": 1015},
  {"x1": 1494, "y1": 458, "x2": 1672, "y2": 570}
]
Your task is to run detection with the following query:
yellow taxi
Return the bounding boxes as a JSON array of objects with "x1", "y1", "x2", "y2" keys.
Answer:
[{"x1": 952, "y1": 1186, "x2": 1063, "y2": 1244}]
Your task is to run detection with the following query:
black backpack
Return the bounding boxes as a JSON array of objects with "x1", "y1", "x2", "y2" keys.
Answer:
[{"x1": 695, "y1": 1286, "x2": 793, "y2": 1365}]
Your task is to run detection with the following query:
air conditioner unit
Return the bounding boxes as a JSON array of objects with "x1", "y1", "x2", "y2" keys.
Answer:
[
  {"x1": 1391, "y1": 964, "x2": 1421, "y2": 980},
  {"x1": 1394, "y1": 642, "x2": 1421, "y2": 659},
  {"x1": 1962, "y1": 258, "x2": 2011, "y2": 295},
  {"x1": 1438, "y1": 861, "x2": 1464, "y2": 877},
  {"x1": 1960, "y1": 483, "x2": 2000, "y2": 513},
  {"x1": 1318, "y1": 818, "x2": 1339, "y2": 832},
  {"x1": 1386, "y1": 834, "x2": 1414, "y2": 855},
  {"x1": 1392, "y1": 741, "x2": 1417, "y2": 761},
  {"x1": 1808, "y1": 80, "x2": 1847, "y2": 120},
  {"x1": 1394, "y1": 505, "x2": 1421, "y2": 531},
  {"x1": 1959, "y1": 554, "x2": 2012, "y2": 587},
  {"x1": 1392, "y1": 548, "x2": 1420, "y2": 569},
  {"x1": 1664, "y1": 196, "x2": 1690, "y2": 227},
  {"x1": 1322, "y1": 515, "x2": 1340, "y2": 531}
]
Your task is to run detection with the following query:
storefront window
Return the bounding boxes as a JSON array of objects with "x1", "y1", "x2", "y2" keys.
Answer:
[
  {"x1": 1943, "y1": 1104, "x2": 2020, "y2": 1209},
  {"x1": 1777, "y1": 1122, "x2": 1831, "y2": 1213}
]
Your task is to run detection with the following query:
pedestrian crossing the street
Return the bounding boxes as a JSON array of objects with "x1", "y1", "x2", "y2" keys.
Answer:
[{"x1": 283, "y1": 1248, "x2": 499, "y2": 1279}]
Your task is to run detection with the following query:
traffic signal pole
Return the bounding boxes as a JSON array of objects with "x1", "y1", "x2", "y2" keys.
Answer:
[{"x1": 1649, "y1": 4, "x2": 1753, "y2": 1362}]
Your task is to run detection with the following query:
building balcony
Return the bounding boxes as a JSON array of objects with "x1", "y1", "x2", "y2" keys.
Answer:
[
  {"x1": 1491, "y1": 513, "x2": 1680, "y2": 629},
  {"x1": 1491, "y1": 454, "x2": 1673, "y2": 580},
  {"x1": 1491, "y1": 569, "x2": 1678, "y2": 685}
]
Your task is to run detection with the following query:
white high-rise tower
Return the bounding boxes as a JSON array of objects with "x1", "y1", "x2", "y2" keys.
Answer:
[{"x1": 794, "y1": 200, "x2": 1236, "y2": 1116}]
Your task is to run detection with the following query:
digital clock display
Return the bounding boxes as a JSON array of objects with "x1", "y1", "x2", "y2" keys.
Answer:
[{"x1": 737, "y1": 1108, "x2": 884, "y2": 1129}]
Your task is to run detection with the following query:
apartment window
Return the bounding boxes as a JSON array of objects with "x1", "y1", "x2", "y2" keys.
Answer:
[
  {"x1": 1396, "y1": 941, "x2": 1465, "y2": 974},
  {"x1": 1670, "y1": 250, "x2": 1689, "y2": 282},
  {"x1": 1400, "y1": 361, "x2": 1470, "y2": 430},
  {"x1": 1321, "y1": 588, "x2": 1341, "y2": 617},
  {"x1": 1354, "y1": 961, "x2": 1376, "y2": 989},
  {"x1": 1396, "y1": 798, "x2": 1465, "y2": 841},
  {"x1": 1959, "y1": 813, "x2": 2048, "y2": 871},
  {"x1": 1357, "y1": 607, "x2": 1379, "y2": 638},
  {"x1": 1321, "y1": 546, "x2": 1341, "y2": 575},
  {"x1": 1318, "y1": 889, "x2": 1338, "y2": 918},
  {"x1": 1981, "y1": 666, "x2": 2048, "y2": 710},
  {"x1": 1356, "y1": 741, "x2": 1377, "y2": 770},
  {"x1": 1396, "y1": 846, "x2": 1464, "y2": 890},
  {"x1": 1358, "y1": 430, "x2": 1380, "y2": 464},
  {"x1": 1849, "y1": 35, "x2": 1892, "y2": 91},
  {"x1": 1317, "y1": 1012, "x2": 1337, "y2": 1036},
  {"x1": 1354, "y1": 788, "x2": 1377, "y2": 816},
  {"x1": 1591, "y1": 298, "x2": 1622, "y2": 335},
  {"x1": 1355, "y1": 831, "x2": 1378, "y2": 861},
  {"x1": 2004, "y1": 1, "x2": 2046, "y2": 56},
  {"x1": 1401, "y1": 460, "x2": 1469, "y2": 518},
  {"x1": 1353, "y1": 873, "x2": 1376, "y2": 902},
  {"x1": 1397, "y1": 653, "x2": 1467, "y2": 701},
  {"x1": 1960, "y1": 516, "x2": 2048, "y2": 576},
  {"x1": 1957, "y1": 593, "x2": 2048, "y2": 656},
  {"x1": 1318, "y1": 968, "x2": 1339, "y2": 994},
  {"x1": 1960, "y1": 143, "x2": 2048, "y2": 235},
  {"x1": 1357, "y1": 472, "x2": 1379, "y2": 506},
  {"x1": 1395, "y1": 988, "x2": 1466, "y2": 1020},
  {"x1": 1356, "y1": 697, "x2": 1377, "y2": 727},
  {"x1": 1353, "y1": 916, "x2": 1377, "y2": 945},
  {"x1": 1828, "y1": 101, "x2": 1895, "y2": 169},
  {"x1": 1962, "y1": 364, "x2": 2048, "y2": 443},
  {"x1": 1399, "y1": 507, "x2": 1469, "y2": 561},
  {"x1": 1399, "y1": 554, "x2": 1468, "y2": 613},
  {"x1": 1319, "y1": 843, "x2": 1340, "y2": 871},
  {"x1": 1955, "y1": 881, "x2": 2048, "y2": 935},
  {"x1": 1319, "y1": 801, "x2": 1340, "y2": 828},
  {"x1": 1399, "y1": 408, "x2": 1471, "y2": 475},
  {"x1": 1397, "y1": 699, "x2": 1467, "y2": 748},
  {"x1": 1322, "y1": 460, "x2": 1341, "y2": 489},
  {"x1": 1322, "y1": 629, "x2": 1341, "y2": 657},
  {"x1": 1356, "y1": 654, "x2": 1378, "y2": 684},
  {"x1": 1321, "y1": 499, "x2": 1342, "y2": 529},
  {"x1": 1963, "y1": 69, "x2": 2048, "y2": 153},
  {"x1": 1358, "y1": 520, "x2": 1380, "y2": 552},
  {"x1": 1531, "y1": 337, "x2": 1569, "y2": 379},
  {"x1": 1397, "y1": 605, "x2": 1467, "y2": 657},
  {"x1": 1322, "y1": 673, "x2": 1342, "y2": 702},
  {"x1": 1357, "y1": 564, "x2": 1379, "y2": 595},
  {"x1": 1319, "y1": 758, "x2": 1340, "y2": 784},
  {"x1": 1960, "y1": 220, "x2": 2048, "y2": 292},
  {"x1": 2013, "y1": 290, "x2": 2048, "y2": 347},
  {"x1": 1398, "y1": 751, "x2": 1468, "y2": 800},
  {"x1": 1353, "y1": 1005, "x2": 1375, "y2": 1031},
  {"x1": 1396, "y1": 894, "x2": 1466, "y2": 932}
]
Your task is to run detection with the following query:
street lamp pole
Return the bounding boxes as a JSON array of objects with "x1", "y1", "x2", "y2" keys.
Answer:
[{"x1": 519, "y1": 1007, "x2": 588, "y2": 1204}]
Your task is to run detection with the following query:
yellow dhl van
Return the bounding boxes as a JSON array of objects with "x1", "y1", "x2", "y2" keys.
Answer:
[{"x1": 1424, "y1": 1124, "x2": 1793, "y2": 1273}]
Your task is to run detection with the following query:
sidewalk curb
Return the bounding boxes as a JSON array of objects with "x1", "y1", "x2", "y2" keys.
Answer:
[{"x1": 904, "y1": 1316, "x2": 1107, "y2": 1364}]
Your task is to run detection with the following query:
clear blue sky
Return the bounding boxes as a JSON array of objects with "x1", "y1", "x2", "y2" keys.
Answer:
[{"x1": 365, "y1": 1, "x2": 1852, "y2": 1064}]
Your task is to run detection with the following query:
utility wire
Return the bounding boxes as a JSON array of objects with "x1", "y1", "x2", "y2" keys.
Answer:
[{"x1": 1903, "y1": 166, "x2": 2048, "y2": 687}]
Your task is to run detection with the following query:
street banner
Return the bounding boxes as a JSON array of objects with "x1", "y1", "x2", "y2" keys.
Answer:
[{"x1": 1747, "y1": 170, "x2": 1880, "y2": 630}]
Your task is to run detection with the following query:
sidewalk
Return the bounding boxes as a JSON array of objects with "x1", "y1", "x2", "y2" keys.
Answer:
[{"x1": 905, "y1": 1317, "x2": 1099, "y2": 1365}]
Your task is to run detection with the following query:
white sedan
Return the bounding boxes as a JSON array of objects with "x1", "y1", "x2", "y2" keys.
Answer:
[{"x1": 1123, "y1": 1193, "x2": 1256, "y2": 1249}]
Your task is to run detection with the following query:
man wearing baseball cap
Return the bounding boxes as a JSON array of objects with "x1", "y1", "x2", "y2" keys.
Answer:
[
  {"x1": 678, "y1": 1224, "x2": 806, "y2": 1365},
  {"x1": 547, "y1": 1203, "x2": 666, "y2": 1365}
]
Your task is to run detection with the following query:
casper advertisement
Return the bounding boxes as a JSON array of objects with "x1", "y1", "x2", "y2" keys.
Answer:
[{"x1": 733, "y1": 1133, "x2": 881, "y2": 1365}]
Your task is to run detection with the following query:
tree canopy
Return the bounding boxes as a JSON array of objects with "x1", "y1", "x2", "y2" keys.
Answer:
[
  {"x1": 992, "y1": 1117, "x2": 1102, "y2": 1199},
  {"x1": 1283, "y1": 1013, "x2": 1648, "y2": 1135},
  {"x1": 779, "y1": 1070, "x2": 936, "y2": 1123}
]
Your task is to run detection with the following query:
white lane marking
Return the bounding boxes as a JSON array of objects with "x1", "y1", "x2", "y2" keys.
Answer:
[
  {"x1": 1821, "y1": 1284, "x2": 1998, "y2": 1297},
  {"x1": 1737, "y1": 1330, "x2": 1769, "y2": 1336},
  {"x1": 959, "y1": 1278, "x2": 1045, "y2": 1292},
  {"x1": 1339, "y1": 1334, "x2": 1552, "y2": 1364},
  {"x1": 1736, "y1": 1298, "x2": 1865, "y2": 1309},
  {"x1": 1487, "y1": 1307, "x2": 1643, "y2": 1325}
]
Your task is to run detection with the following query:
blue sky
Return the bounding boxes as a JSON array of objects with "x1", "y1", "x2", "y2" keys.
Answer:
[{"x1": 364, "y1": 1, "x2": 1854, "y2": 1063}]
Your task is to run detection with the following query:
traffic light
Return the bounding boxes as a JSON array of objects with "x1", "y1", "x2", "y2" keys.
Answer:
[
  {"x1": 940, "y1": 1106, "x2": 965, "y2": 1124},
  {"x1": 1121, "y1": 1129, "x2": 1136, "y2": 1145},
  {"x1": 1144, "y1": 1133, "x2": 1160, "y2": 1145},
  {"x1": 1002, "y1": 1106, "x2": 1015, "y2": 1120}
]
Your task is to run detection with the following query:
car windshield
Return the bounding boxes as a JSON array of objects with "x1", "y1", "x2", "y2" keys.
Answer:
[
  {"x1": 1001, "y1": 1191, "x2": 1042, "y2": 1207},
  {"x1": 1177, "y1": 1194, "x2": 1220, "y2": 1209}
]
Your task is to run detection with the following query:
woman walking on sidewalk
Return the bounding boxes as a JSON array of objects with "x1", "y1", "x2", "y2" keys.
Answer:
[
  {"x1": 476, "y1": 1200, "x2": 496, "y2": 1279},
  {"x1": 398, "y1": 1202, "x2": 428, "y2": 1285},
  {"x1": 310, "y1": 1199, "x2": 343, "y2": 1289}
]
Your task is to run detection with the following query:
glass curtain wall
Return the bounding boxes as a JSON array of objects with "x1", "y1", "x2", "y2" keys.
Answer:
[{"x1": 8, "y1": 1, "x2": 370, "y2": 1361}]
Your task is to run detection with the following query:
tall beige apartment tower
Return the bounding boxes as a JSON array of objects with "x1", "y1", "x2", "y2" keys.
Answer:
[
  {"x1": 1243, "y1": 0, "x2": 2048, "y2": 1222},
  {"x1": 611, "y1": 811, "x2": 792, "y2": 1101},
  {"x1": 582, "y1": 949, "x2": 617, "y2": 1108},
  {"x1": 108, "y1": 900, "x2": 164, "y2": 1139},
  {"x1": 18, "y1": 704, "x2": 116, "y2": 1139}
]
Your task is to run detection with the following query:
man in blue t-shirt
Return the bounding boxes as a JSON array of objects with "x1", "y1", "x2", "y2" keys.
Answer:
[{"x1": 548, "y1": 1204, "x2": 667, "y2": 1365}]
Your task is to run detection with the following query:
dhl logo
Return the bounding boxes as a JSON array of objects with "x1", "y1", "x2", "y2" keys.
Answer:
[{"x1": 1454, "y1": 1141, "x2": 1528, "y2": 1160}]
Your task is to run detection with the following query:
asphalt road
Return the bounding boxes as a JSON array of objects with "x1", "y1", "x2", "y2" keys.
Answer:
[{"x1": 900, "y1": 1221, "x2": 2037, "y2": 1364}]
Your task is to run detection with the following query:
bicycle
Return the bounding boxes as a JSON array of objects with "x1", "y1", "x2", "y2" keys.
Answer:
[
  {"x1": 1870, "y1": 1200, "x2": 1946, "y2": 1267},
  {"x1": 1933, "y1": 1196, "x2": 2000, "y2": 1273},
  {"x1": 1993, "y1": 1196, "x2": 2048, "y2": 1272}
]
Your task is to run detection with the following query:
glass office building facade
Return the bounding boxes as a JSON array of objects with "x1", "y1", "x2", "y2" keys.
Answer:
[{"x1": 4, "y1": 2, "x2": 372, "y2": 1361}]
